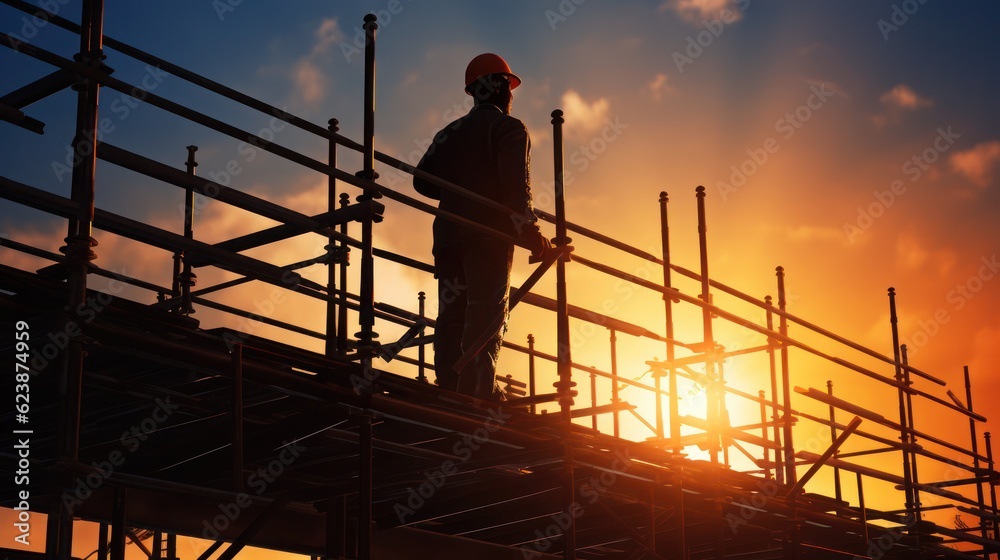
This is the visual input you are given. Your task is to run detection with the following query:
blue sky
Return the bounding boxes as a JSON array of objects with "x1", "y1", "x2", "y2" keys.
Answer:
[{"x1": 4, "y1": 0, "x2": 1000, "y2": 547}]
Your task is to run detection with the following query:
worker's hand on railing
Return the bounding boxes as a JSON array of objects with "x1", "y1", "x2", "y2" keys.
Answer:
[
  {"x1": 519, "y1": 225, "x2": 551, "y2": 264},
  {"x1": 528, "y1": 237, "x2": 553, "y2": 264}
]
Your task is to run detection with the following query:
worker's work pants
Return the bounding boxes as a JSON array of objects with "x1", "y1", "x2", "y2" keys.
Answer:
[{"x1": 433, "y1": 240, "x2": 514, "y2": 399}]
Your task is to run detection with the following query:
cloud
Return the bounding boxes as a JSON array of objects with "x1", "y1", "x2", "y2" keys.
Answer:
[
  {"x1": 278, "y1": 18, "x2": 344, "y2": 107},
  {"x1": 312, "y1": 18, "x2": 345, "y2": 55},
  {"x1": 294, "y1": 59, "x2": 325, "y2": 105},
  {"x1": 761, "y1": 223, "x2": 848, "y2": 246},
  {"x1": 560, "y1": 90, "x2": 609, "y2": 134},
  {"x1": 0, "y1": 228, "x2": 68, "y2": 273},
  {"x1": 879, "y1": 84, "x2": 933, "y2": 110},
  {"x1": 784, "y1": 225, "x2": 846, "y2": 244},
  {"x1": 950, "y1": 140, "x2": 1000, "y2": 189},
  {"x1": 869, "y1": 114, "x2": 889, "y2": 129},
  {"x1": 896, "y1": 232, "x2": 929, "y2": 270},
  {"x1": 872, "y1": 84, "x2": 932, "y2": 129},
  {"x1": 646, "y1": 73, "x2": 675, "y2": 101},
  {"x1": 660, "y1": 0, "x2": 744, "y2": 25},
  {"x1": 894, "y1": 232, "x2": 956, "y2": 274},
  {"x1": 526, "y1": 125, "x2": 551, "y2": 148}
]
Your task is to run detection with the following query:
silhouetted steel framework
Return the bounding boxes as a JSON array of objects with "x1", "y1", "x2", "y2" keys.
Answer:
[{"x1": 2, "y1": 2, "x2": 999, "y2": 560}]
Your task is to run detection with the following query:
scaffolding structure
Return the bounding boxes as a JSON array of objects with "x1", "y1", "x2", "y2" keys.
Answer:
[{"x1": 2, "y1": 2, "x2": 1000, "y2": 559}]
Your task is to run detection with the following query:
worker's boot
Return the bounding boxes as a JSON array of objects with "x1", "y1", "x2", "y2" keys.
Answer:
[{"x1": 457, "y1": 354, "x2": 497, "y2": 400}]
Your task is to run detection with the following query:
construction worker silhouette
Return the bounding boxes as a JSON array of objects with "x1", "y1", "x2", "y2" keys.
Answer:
[{"x1": 414, "y1": 53, "x2": 549, "y2": 400}]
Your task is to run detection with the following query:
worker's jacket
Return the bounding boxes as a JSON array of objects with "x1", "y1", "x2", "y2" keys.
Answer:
[{"x1": 414, "y1": 103, "x2": 538, "y2": 255}]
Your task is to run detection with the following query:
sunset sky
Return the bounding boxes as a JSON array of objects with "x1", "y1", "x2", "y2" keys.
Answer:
[{"x1": 3, "y1": 0, "x2": 1000, "y2": 554}]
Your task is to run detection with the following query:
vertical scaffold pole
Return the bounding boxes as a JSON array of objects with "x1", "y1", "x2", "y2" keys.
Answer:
[
  {"x1": 98, "y1": 524, "x2": 108, "y2": 560},
  {"x1": 355, "y1": 14, "x2": 380, "y2": 364},
  {"x1": 986, "y1": 431, "x2": 999, "y2": 542},
  {"x1": 695, "y1": 186, "x2": 718, "y2": 464},
  {"x1": 888, "y1": 287, "x2": 915, "y2": 519},
  {"x1": 51, "y1": 2, "x2": 104, "y2": 559},
  {"x1": 356, "y1": 15, "x2": 378, "y2": 560},
  {"x1": 326, "y1": 119, "x2": 340, "y2": 357},
  {"x1": 776, "y1": 267, "x2": 795, "y2": 485},
  {"x1": 964, "y1": 366, "x2": 989, "y2": 546},
  {"x1": 551, "y1": 108, "x2": 575, "y2": 560},
  {"x1": 337, "y1": 193, "x2": 350, "y2": 356},
  {"x1": 765, "y1": 296, "x2": 783, "y2": 485},
  {"x1": 417, "y1": 291, "x2": 427, "y2": 382},
  {"x1": 590, "y1": 369, "x2": 598, "y2": 430},
  {"x1": 562, "y1": 443, "x2": 576, "y2": 560},
  {"x1": 360, "y1": 15, "x2": 377, "y2": 182},
  {"x1": 551, "y1": 109, "x2": 574, "y2": 420},
  {"x1": 166, "y1": 534, "x2": 176, "y2": 560},
  {"x1": 654, "y1": 361, "x2": 664, "y2": 440},
  {"x1": 110, "y1": 487, "x2": 126, "y2": 560},
  {"x1": 610, "y1": 329, "x2": 620, "y2": 438},
  {"x1": 659, "y1": 192, "x2": 677, "y2": 450},
  {"x1": 152, "y1": 532, "x2": 162, "y2": 560},
  {"x1": 719, "y1": 361, "x2": 729, "y2": 468},
  {"x1": 759, "y1": 390, "x2": 771, "y2": 480},
  {"x1": 857, "y1": 473, "x2": 869, "y2": 545},
  {"x1": 901, "y1": 345, "x2": 921, "y2": 524},
  {"x1": 65, "y1": 0, "x2": 104, "y2": 280},
  {"x1": 827, "y1": 381, "x2": 842, "y2": 502},
  {"x1": 528, "y1": 334, "x2": 537, "y2": 414},
  {"x1": 358, "y1": 412, "x2": 374, "y2": 560},
  {"x1": 179, "y1": 145, "x2": 198, "y2": 316}
]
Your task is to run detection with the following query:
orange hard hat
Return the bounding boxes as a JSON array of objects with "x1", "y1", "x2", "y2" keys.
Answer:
[{"x1": 464, "y1": 53, "x2": 521, "y2": 94}]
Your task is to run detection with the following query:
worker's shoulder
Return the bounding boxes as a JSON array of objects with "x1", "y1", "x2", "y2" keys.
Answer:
[
  {"x1": 497, "y1": 112, "x2": 528, "y2": 131},
  {"x1": 474, "y1": 107, "x2": 528, "y2": 136},
  {"x1": 436, "y1": 107, "x2": 527, "y2": 142}
]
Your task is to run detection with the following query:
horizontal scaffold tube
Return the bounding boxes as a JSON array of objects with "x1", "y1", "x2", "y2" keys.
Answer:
[
  {"x1": 569, "y1": 252, "x2": 982, "y2": 423},
  {"x1": 532, "y1": 213, "x2": 946, "y2": 388},
  {"x1": 0, "y1": 174, "x2": 317, "y2": 294}
]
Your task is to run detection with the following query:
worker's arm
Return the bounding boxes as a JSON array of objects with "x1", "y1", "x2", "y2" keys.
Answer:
[
  {"x1": 495, "y1": 118, "x2": 537, "y2": 230},
  {"x1": 413, "y1": 130, "x2": 444, "y2": 200},
  {"x1": 496, "y1": 117, "x2": 549, "y2": 258}
]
